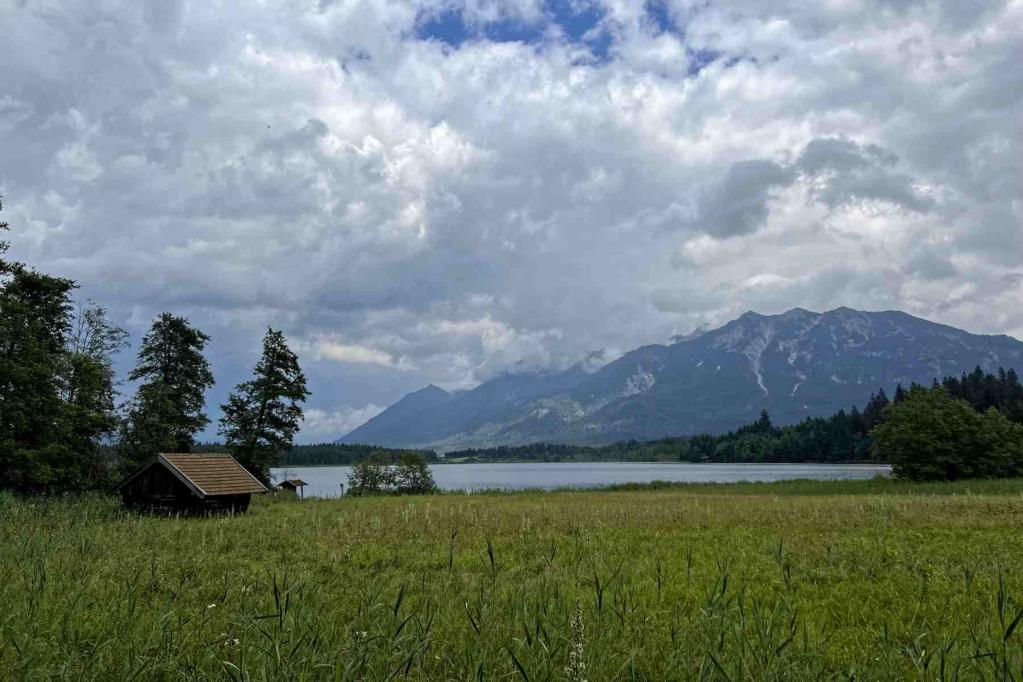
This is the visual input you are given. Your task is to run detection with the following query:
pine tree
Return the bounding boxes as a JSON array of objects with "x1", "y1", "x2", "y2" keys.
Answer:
[
  {"x1": 0, "y1": 266, "x2": 76, "y2": 492},
  {"x1": 219, "y1": 328, "x2": 308, "y2": 484},
  {"x1": 862, "y1": 388, "x2": 890, "y2": 431},
  {"x1": 120, "y1": 313, "x2": 213, "y2": 466},
  {"x1": 0, "y1": 196, "x2": 10, "y2": 275}
]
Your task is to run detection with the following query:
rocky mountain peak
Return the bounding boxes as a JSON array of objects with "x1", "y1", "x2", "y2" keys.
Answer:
[{"x1": 340, "y1": 308, "x2": 1023, "y2": 450}]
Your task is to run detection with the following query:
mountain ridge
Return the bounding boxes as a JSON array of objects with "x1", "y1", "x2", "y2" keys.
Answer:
[{"x1": 340, "y1": 307, "x2": 1023, "y2": 450}]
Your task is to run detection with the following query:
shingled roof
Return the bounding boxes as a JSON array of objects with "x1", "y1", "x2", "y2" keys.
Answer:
[{"x1": 117, "y1": 453, "x2": 267, "y2": 498}]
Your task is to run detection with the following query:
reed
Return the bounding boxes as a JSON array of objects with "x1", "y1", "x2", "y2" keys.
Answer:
[{"x1": 1, "y1": 481, "x2": 1022, "y2": 679}]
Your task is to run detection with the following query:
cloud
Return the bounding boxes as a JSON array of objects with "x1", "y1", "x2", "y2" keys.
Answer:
[
  {"x1": 1, "y1": 0, "x2": 1019, "y2": 438},
  {"x1": 312, "y1": 341, "x2": 406, "y2": 369},
  {"x1": 301, "y1": 404, "x2": 386, "y2": 441},
  {"x1": 695, "y1": 160, "x2": 794, "y2": 236},
  {"x1": 796, "y1": 138, "x2": 932, "y2": 212}
]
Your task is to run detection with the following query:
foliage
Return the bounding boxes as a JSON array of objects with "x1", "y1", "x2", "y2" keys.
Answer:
[
  {"x1": 58, "y1": 305, "x2": 129, "y2": 488},
  {"x1": 119, "y1": 313, "x2": 214, "y2": 467},
  {"x1": 447, "y1": 369, "x2": 1023, "y2": 478},
  {"x1": 0, "y1": 200, "x2": 129, "y2": 493},
  {"x1": 3, "y1": 485, "x2": 1023, "y2": 679},
  {"x1": 346, "y1": 452, "x2": 395, "y2": 495},
  {"x1": 219, "y1": 328, "x2": 309, "y2": 484},
  {"x1": 447, "y1": 407, "x2": 878, "y2": 464},
  {"x1": 391, "y1": 452, "x2": 439, "y2": 494},
  {"x1": 942, "y1": 365, "x2": 1023, "y2": 422},
  {"x1": 347, "y1": 451, "x2": 438, "y2": 496},
  {"x1": 0, "y1": 264, "x2": 77, "y2": 492},
  {"x1": 0, "y1": 195, "x2": 10, "y2": 275},
  {"x1": 874, "y1": 385, "x2": 1023, "y2": 481}
]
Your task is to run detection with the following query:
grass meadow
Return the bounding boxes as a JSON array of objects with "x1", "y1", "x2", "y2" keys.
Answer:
[{"x1": 2, "y1": 478, "x2": 1023, "y2": 680}]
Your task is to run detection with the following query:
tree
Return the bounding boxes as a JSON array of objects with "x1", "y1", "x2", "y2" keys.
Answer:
[
  {"x1": 0, "y1": 271, "x2": 76, "y2": 491},
  {"x1": 0, "y1": 261, "x2": 77, "y2": 492},
  {"x1": 862, "y1": 389, "x2": 889, "y2": 431},
  {"x1": 393, "y1": 452, "x2": 438, "y2": 494},
  {"x1": 219, "y1": 328, "x2": 308, "y2": 484},
  {"x1": 346, "y1": 451, "x2": 438, "y2": 496},
  {"x1": 59, "y1": 305, "x2": 128, "y2": 487},
  {"x1": 0, "y1": 196, "x2": 10, "y2": 275},
  {"x1": 346, "y1": 451, "x2": 395, "y2": 495},
  {"x1": 975, "y1": 408, "x2": 1023, "y2": 478},
  {"x1": 872, "y1": 386, "x2": 985, "y2": 481},
  {"x1": 120, "y1": 313, "x2": 213, "y2": 466}
]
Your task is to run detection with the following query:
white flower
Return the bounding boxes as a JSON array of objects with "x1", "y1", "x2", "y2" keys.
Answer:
[{"x1": 207, "y1": 603, "x2": 216, "y2": 609}]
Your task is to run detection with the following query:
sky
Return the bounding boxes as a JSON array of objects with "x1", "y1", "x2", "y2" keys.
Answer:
[{"x1": 1, "y1": 0, "x2": 1021, "y2": 442}]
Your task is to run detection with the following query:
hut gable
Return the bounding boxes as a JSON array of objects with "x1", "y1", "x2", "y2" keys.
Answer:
[{"x1": 116, "y1": 453, "x2": 267, "y2": 513}]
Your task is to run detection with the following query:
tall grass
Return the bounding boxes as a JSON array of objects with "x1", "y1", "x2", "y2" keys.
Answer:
[{"x1": 1, "y1": 482, "x2": 1022, "y2": 679}]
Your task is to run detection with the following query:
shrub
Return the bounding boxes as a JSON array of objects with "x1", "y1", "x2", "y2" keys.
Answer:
[
  {"x1": 392, "y1": 453, "x2": 438, "y2": 494},
  {"x1": 346, "y1": 452, "x2": 437, "y2": 496},
  {"x1": 873, "y1": 386, "x2": 1023, "y2": 481}
]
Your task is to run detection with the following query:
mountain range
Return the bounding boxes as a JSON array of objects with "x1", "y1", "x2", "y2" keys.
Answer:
[{"x1": 339, "y1": 307, "x2": 1023, "y2": 450}]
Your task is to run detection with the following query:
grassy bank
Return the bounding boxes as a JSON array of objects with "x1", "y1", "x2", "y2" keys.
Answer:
[{"x1": 2, "y1": 481, "x2": 1023, "y2": 680}]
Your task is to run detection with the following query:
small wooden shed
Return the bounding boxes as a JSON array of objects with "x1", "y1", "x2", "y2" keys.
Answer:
[
  {"x1": 278, "y1": 479, "x2": 308, "y2": 497},
  {"x1": 116, "y1": 453, "x2": 267, "y2": 513}
]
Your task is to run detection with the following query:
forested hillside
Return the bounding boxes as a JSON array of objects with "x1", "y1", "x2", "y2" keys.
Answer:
[{"x1": 446, "y1": 367, "x2": 1023, "y2": 467}]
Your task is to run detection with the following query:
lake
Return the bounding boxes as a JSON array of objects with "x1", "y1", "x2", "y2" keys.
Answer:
[{"x1": 270, "y1": 462, "x2": 891, "y2": 497}]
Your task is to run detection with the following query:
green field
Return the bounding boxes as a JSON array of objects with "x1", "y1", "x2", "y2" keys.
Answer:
[{"x1": 3, "y1": 479, "x2": 1023, "y2": 680}]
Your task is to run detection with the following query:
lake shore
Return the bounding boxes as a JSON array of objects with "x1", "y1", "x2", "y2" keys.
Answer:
[{"x1": 272, "y1": 461, "x2": 892, "y2": 497}]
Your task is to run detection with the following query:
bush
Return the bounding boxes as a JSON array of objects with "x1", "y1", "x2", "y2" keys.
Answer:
[
  {"x1": 873, "y1": 386, "x2": 1023, "y2": 481},
  {"x1": 346, "y1": 452, "x2": 437, "y2": 496},
  {"x1": 392, "y1": 453, "x2": 438, "y2": 494}
]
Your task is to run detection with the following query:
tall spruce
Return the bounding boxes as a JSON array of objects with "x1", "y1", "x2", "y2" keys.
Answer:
[
  {"x1": 120, "y1": 313, "x2": 213, "y2": 466},
  {"x1": 0, "y1": 198, "x2": 81, "y2": 492},
  {"x1": 219, "y1": 328, "x2": 308, "y2": 483},
  {"x1": 0, "y1": 196, "x2": 9, "y2": 273},
  {"x1": 0, "y1": 267, "x2": 77, "y2": 491}
]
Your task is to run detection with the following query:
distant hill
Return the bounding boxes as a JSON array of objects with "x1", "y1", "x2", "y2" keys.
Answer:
[{"x1": 339, "y1": 307, "x2": 1023, "y2": 450}]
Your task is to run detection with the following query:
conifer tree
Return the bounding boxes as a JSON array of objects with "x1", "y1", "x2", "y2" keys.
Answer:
[
  {"x1": 219, "y1": 328, "x2": 308, "y2": 483},
  {"x1": 120, "y1": 313, "x2": 213, "y2": 466},
  {"x1": 0, "y1": 267, "x2": 76, "y2": 491},
  {"x1": 862, "y1": 388, "x2": 890, "y2": 430},
  {"x1": 0, "y1": 196, "x2": 9, "y2": 274}
]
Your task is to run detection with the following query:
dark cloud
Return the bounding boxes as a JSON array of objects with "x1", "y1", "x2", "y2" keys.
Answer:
[
  {"x1": 1, "y1": 0, "x2": 1019, "y2": 440},
  {"x1": 797, "y1": 138, "x2": 931, "y2": 211},
  {"x1": 696, "y1": 160, "x2": 794, "y2": 236}
]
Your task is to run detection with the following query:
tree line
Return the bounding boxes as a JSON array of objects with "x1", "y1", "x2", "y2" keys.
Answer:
[
  {"x1": 447, "y1": 367, "x2": 1023, "y2": 481},
  {"x1": 0, "y1": 199, "x2": 309, "y2": 493}
]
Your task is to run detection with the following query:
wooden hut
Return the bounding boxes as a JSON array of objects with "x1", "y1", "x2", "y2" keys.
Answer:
[
  {"x1": 115, "y1": 453, "x2": 267, "y2": 513},
  {"x1": 278, "y1": 479, "x2": 308, "y2": 497}
]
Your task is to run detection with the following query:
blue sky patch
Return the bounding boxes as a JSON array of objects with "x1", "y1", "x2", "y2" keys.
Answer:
[
  {"x1": 415, "y1": 0, "x2": 610, "y2": 60},
  {"x1": 688, "y1": 48, "x2": 722, "y2": 76},
  {"x1": 644, "y1": 0, "x2": 674, "y2": 35}
]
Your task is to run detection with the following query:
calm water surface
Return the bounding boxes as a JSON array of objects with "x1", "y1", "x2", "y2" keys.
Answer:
[{"x1": 270, "y1": 462, "x2": 891, "y2": 498}]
